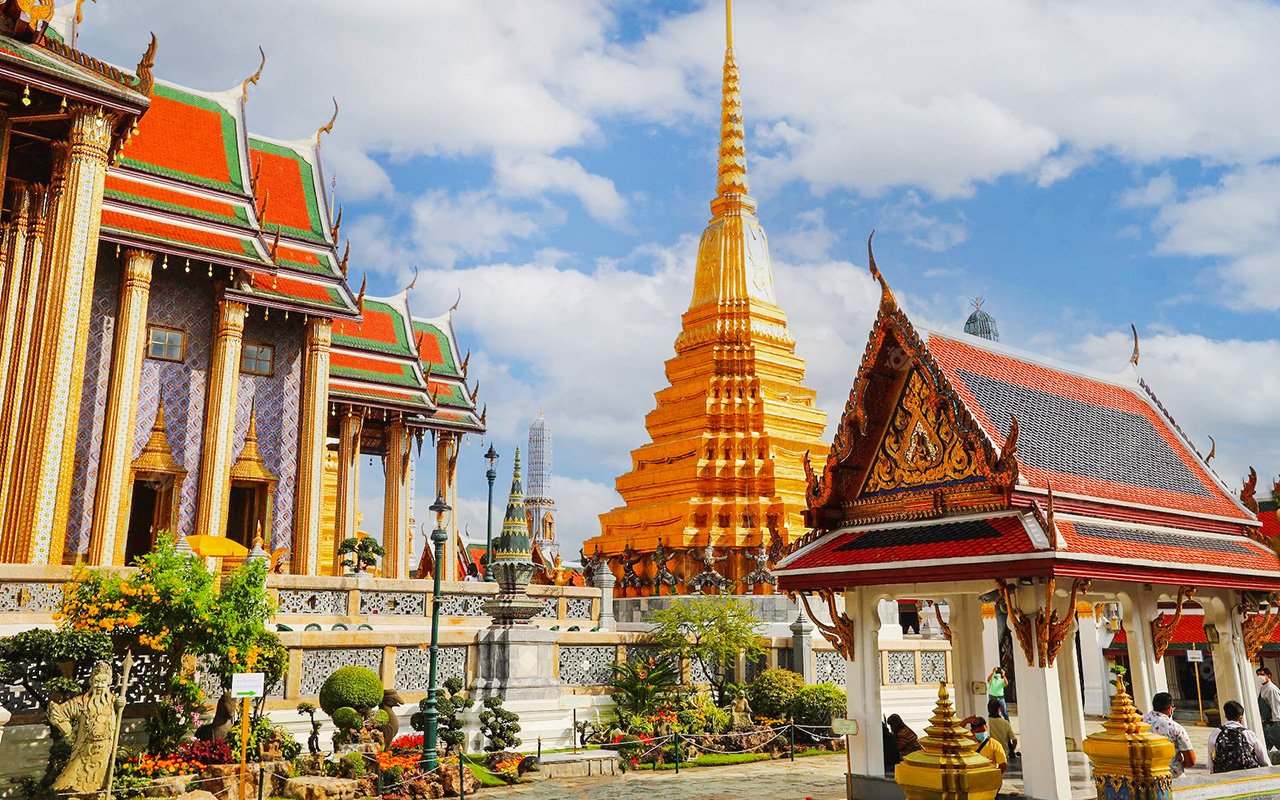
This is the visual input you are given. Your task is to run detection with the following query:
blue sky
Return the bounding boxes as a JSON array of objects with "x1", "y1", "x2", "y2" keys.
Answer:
[{"x1": 79, "y1": 1, "x2": 1280, "y2": 556}]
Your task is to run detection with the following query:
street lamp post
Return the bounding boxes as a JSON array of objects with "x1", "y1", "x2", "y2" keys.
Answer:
[
  {"x1": 420, "y1": 494, "x2": 451, "y2": 771},
  {"x1": 483, "y1": 444, "x2": 499, "y2": 579}
]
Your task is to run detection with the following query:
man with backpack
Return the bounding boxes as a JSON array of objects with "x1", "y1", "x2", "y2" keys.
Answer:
[
  {"x1": 1258, "y1": 667, "x2": 1280, "y2": 752},
  {"x1": 1209, "y1": 700, "x2": 1269, "y2": 773}
]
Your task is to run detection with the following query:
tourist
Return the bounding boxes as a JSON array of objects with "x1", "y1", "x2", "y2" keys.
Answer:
[
  {"x1": 1208, "y1": 700, "x2": 1268, "y2": 773},
  {"x1": 887, "y1": 714, "x2": 921, "y2": 757},
  {"x1": 986, "y1": 667, "x2": 1009, "y2": 720},
  {"x1": 986, "y1": 698, "x2": 1017, "y2": 757},
  {"x1": 1141, "y1": 692, "x2": 1195, "y2": 778},
  {"x1": 966, "y1": 717, "x2": 1007, "y2": 775},
  {"x1": 1257, "y1": 667, "x2": 1280, "y2": 751}
]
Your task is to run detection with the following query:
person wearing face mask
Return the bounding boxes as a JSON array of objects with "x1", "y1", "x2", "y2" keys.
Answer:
[
  {"x1": 1256, "y1": 667, "x2": 1280, "y2": 752},
  {"x1": 964, "y1": 716, "x2": 1007, "y2": 777}
]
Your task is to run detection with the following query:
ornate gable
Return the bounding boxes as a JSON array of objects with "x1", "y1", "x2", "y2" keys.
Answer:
[{"x1": 804, "y1": 237, "x2": 1017, "y2": 531}]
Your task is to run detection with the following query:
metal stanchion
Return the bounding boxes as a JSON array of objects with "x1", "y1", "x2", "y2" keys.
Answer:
[
  {"x1": 674, "y1": 730, "x2": 680, "y2": 774},
  {"x1": 459, "y1": 751, "x2": 466, "y2": 800},
  {"x1": 789, "y1": 721, "x2": 795, "y2": 762}
]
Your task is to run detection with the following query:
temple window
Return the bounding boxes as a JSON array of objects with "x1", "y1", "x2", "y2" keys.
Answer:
[
  {"x1": 146, "y1": 326, "x2": 185, "y2": 362},
  {"x1": 241, "y1": 343, "x2": 274, "y2": 376}
]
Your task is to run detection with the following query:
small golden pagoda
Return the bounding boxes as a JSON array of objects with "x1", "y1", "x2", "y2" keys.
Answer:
[
  {"x1": 894, "y1": 683, "x2": 1003, "y2": 800},
  {"x1": 587, "y1": 0, "x2": 828, "y2": 592},
  {"x1": 1082, "y1": 677, "x2": 1174, "y2": 800}
]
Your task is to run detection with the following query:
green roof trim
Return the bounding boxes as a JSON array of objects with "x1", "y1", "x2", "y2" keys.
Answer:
[
  {"x1": 117, "y1": 83, "x2": 246, "y2": 194},
  {"x1": 249, "y1": 136, "x2": 327, "y2": 244},
  {"x1": 412, "y1": 320, "x2": 460, "y2": 377},
  {"x1": 104, "y1": 185, "x2": 252, "y2": 229},
  {"x1": 331, "y1": 359, "x2": 423, "y2": 388},
  {"x1": 332, "y1": 299, "x2": 415, "y2": 356}
]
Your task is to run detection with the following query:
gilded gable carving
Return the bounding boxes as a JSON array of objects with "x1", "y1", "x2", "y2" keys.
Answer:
[{"x1": 863, "y1": 369, "x2": 981, "y2": 496}]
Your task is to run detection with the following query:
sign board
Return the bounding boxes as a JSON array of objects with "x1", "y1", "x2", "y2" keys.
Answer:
[
  {"x1": 231, "y1": 672, "x2": 265, "y2": 698},
  {"x1": 832, "y1": 717, "x2": 859, "y2": 736},
  {"x1": 1187, "y1": 650, "x2": 1204, "y2": 663}
]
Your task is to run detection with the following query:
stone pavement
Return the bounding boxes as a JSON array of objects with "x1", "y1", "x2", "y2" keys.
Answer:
[
  {"x1": 505, "y1": 753, "x2": 850, "y2": 800},
  {"x1": 496, "y1": 721, "x2": 1241, "y2": 800}
]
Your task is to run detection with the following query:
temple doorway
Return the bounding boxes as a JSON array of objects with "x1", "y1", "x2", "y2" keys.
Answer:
[
  {"x1": 123, "y1": 474, "x2": 178, "y2": 564},
  {"x1": 225, "y1": 481, "x2": 270, "y2": 548}
]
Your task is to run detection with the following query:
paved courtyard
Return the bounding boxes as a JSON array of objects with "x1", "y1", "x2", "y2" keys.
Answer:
[
  {"x1": 506, "y1": 754, "x2": 850, "y2": 800},
  {"x1": 499, "y1": 719, "x2": 1239, "y2": 800}
]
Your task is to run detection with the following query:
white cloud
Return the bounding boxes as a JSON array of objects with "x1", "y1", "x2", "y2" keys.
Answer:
[
  {"x1": 493, "y1": 153, "x2": 628, "y2": 224},
  {"x1": 878, "y1": 192, "x2": 969, "y2": 252},
  {"x1": 1070, "y1": 329, "x2": 1280, "y2": 492},
  {"x1": 1131, "y1": 165, "x2": 1280, "y2": 310}
]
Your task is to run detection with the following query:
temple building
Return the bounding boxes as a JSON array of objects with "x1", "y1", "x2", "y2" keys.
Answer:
[
  {"x1": 586, "y1": 1, "x2": 828, "y2": 592},
  {"x1": 775, "y1": 258, "x2": 1280, "y2": 798},
  {"x1": 0, "y1": 5, "x2": 483, "y2": 572}
]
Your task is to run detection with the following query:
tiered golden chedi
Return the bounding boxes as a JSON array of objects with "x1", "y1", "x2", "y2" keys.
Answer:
[{"x1": 587, "y1": 4, "x2": 828, "y2": 593}]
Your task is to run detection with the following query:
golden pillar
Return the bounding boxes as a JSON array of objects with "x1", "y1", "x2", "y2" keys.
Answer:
[
  {"x1": 0, "y1": 169, "x2": 57, "y2": 562},
  {"x1": 895, "y1": 683, "x2": 1003, "y2": 800},
  {"x1": 13, "y1": 107, "x2": 114, "y2": 565},
  {"x1": 1082, "y1": 677, "x2": 1174, "y2": 800},
  {"x1": 382, "y1": 415, "x2": 409, "y2": 579},
  {"x1": 88, "y1": 248, "x2": 155, "y2": 566},
  {"x1": 333, "y1": 405, "x2": 363, "y2": 568},
  {"x1": 435, "y1": 432, "x2": 459, "y2": 580},
  {"x1": 195, "y1": 298, "x2": 248, "y2": 538},
  {"x1": 293, "y1": 317, "x2": 332, "y2": 575},
  {"x1": 0, "y1": 187, "x2": 33, "y2": 421}
]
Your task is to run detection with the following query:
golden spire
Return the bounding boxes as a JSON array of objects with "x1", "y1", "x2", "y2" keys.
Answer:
[{"x1": 716, "y1": 0, "x2": 749, "y2": 200}]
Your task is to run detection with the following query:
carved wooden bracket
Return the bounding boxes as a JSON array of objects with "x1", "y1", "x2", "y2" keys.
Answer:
[
  {"x1": 996, "y1": 578, "x2": 1090, "y2": 668},
  {"x1": 930, "y1": 600, "x2": 952, "y2": 642},
  {"x1": 995, "y1": 581, "x2": 1035, "y2": 668},
  {"x1": 798, "y1": 590, "x2": 857, "y2": 661},
  {"x1": 1150, "y1": 586, "x2": 1197, "y2": 662},
  {"x1": 1041, "y1": 578, "x2": 1090, "y2": 668},
  {"x1": 1243, "y1": 592, "x2": 1280, "y2": 663}
]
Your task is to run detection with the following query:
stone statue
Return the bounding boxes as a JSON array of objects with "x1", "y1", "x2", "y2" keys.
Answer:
[
  {"x1": 379, "y1": 689, "x2": 403, "y2": 750},
  {"x1": 652, "y1": 542, "x2": 678, "y2": 595},
  {"x1": 687, "y1": 543, "x2": 731, "y2": 594},
  {"x1": 196, "y1": 692, "x2": 235, "y2": 741},
  {"x1": 617, "y1": 544, "x2": 645, "y2": 593},
  {"x1": 47, "y1": 661, "x2": 123, "y2": 794},
  {"x1": 730, "y1": 689, "x2": 754, "y2": 730},
  {"x1": 742, "y1": 541, "x2": 777, "y2": 593}
]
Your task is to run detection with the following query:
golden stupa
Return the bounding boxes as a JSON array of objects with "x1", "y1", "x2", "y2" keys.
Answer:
[{"x1": 586, "y1": 0, "x2": 828, "y2": 594}]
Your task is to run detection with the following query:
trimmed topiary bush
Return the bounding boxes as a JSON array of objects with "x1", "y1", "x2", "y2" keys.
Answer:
[
  {"x1": 319, "y1": 666, "x2": 384, "y2": 716},
  {"x1": 332, "y1": 706, "x2": 363, "y2": 731},
  {"x1": 793, "y1": 683, "x2": 846, "y2": 728},
  {"x1": 746, "y1": 668, "x2": 804, "y2": 720}
]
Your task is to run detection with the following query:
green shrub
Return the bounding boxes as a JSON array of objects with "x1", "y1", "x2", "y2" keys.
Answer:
[
  {"x1": 746, "y1": 668, "x2": 804, "y2": 719},
  {"x1": 369, "y1": 708, "x2": 390, "y2": 727},
  {"x1": 227, "y1": 716, "x2": 301, "y2": 760},
  {"x1": 793, "y1": 683, "x2": 845, "y2": 728},
  {"x1": 478, "y1": 695, "x2": 521, "y2": 752},
  {"x1": 332, "y1": 706, "x2": 363, "y2": 731},
  {"x1": 319, "y1": 666, "x2": 384, "y2": 715},
  {"x1": 340, "y1": 751, "x2": 365, "y2": 778}
]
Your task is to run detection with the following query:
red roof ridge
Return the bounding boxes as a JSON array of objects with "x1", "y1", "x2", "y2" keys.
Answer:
[{"x1": 926, "y1": 329, "x2": 1140, "y2": 392}]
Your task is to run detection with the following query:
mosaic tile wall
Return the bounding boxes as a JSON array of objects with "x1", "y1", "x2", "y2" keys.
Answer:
[
  {"x1": 67, "y1": 257, "x2": 120, "y2": 553},
  {"x1": 236, "y1": 311, "x2": 303, "y2": 550},
  {"x1": 133, "y1": 269, "x2": 216, "y2": 536}
]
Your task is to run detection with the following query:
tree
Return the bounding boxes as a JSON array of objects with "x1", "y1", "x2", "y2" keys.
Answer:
[
  {"x1": 338, "y1": 536, "x2": 384, "y2": 573},
  {"x1": 647, "y1": 596, "x2": 764, "y2": 705}
]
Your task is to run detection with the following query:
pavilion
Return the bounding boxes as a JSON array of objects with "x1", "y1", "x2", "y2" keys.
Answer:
[{"x1": 775, "y1": 245, "x2": 1280, "y2": 798}]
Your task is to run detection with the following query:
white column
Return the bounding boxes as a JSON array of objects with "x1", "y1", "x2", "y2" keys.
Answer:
[
  {"x1": 845, "y1": 586, "x2": 884, "y2": 776},
  {"x1": 1207, "y1": 591, "x2": 1264, "y2": 741},
  {"x1": 947, "y1": 595, "x2": 988, "y2": 721},
  {"x1": 1009, "y1": 584, "x2": 1072, "y2": 800},
  {"x1": 1057, "y1": 627, "x2": 1088, "y2": 753},
  {"x1": 791, "y1": 612, "x2": 815, "y2": 683},
  {"x1": 1122, "y1": 589, "x2": 1168, "y2": 711},
  {"x1": 877, "y1": 598, "x2": 903, "y2": 641},
  {"x1": 594, "y1": 568, "x2": 616, "y2": 631},
  {"x1": 981, "y1": 603, "x2": 1001, "y2": 678},
  {"x1": 1077, "y1": 606, "x2": 1111, "y2": 716}
]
